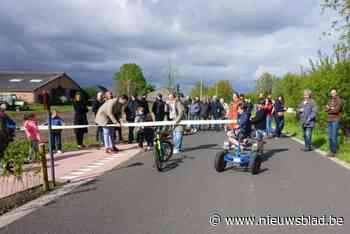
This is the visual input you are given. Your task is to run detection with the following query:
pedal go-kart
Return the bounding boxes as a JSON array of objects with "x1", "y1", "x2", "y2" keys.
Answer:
[{"x1": 214, "y1": 131, "x2": 263, "y2": 175}]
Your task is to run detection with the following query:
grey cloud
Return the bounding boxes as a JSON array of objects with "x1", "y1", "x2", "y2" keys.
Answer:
[{"x1": 0, "y1": 0, "x2": 337, "y2": 93}]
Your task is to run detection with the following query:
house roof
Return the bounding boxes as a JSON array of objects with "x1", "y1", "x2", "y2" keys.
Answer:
[
  {"x1": 146, "y1": 87, "x2": 172, "y2": 102},
  {"x1": 0, "y1": 72, "x2": 77, "y2": 92}
]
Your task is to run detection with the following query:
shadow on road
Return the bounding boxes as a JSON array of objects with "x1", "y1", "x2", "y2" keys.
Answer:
[
  {"x1": 223, "y1": 166, "x2": 269, "y2": 175},
  {"x1": 110, "y1": 162, "x2": 144, "y2": 172},
  {"x1": 161, "y1": 158, "x2": 183, "y2": 172},
  {"x1": 261, "y1": 148, "x2": 289, "y2": 162},
  {"x1": 161, "y1": 155, "x2": 195, "y2": 172},
  {"x1": 184, "y1": 144, "x2": 218, "y2": 152}
]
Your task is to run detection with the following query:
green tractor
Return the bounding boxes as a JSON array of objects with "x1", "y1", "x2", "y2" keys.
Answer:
[{"x1": 0, "y1": 94, "x2": 29, "y2": 111}]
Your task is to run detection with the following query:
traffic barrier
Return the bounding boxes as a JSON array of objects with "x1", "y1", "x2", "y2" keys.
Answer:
[{"x1": 20, "y1": 119, "x2": 237, "y2": 131}]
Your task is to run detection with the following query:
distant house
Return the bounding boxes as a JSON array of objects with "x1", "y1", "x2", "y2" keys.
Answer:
[
  {"x1": 146, "y1": 87, "x2": 172, "y2": 102},
  {"x1": 0, "y1": 72, "x2": 81, "y2": 104}
]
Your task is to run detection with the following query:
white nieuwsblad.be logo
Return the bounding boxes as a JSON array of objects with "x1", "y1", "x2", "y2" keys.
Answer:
[{"x1": 209, "y1": 212, "x2": 222, "y2": 227}]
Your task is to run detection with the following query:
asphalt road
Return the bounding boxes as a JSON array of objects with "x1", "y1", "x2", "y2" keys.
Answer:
[{"x1": 1, "y1": 131, "x2": 350, "y2": 234}]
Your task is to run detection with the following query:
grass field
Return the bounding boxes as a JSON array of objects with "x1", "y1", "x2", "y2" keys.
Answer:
[{"x1": 284, "y1": 114, "x2": 350, "y2": 163}]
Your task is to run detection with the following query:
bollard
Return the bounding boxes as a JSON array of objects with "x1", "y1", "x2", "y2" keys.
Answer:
[{"x1": 39, "y1": 143, "x2": 50, "y2": 192}]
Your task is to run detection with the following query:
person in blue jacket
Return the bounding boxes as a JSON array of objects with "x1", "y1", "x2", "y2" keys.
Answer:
[
  {"x1": 210, "y1": 96, "x2": 223, "y2": 131},
  {"x1": 237, "y1": 103, "x2": 251, "y2": 140},
  {"x1": 298, "y1": 89, "x2": 318, "y2": 152},
  {"x1": 47, "y1": 110, "x2": 64, "y2": 154}
]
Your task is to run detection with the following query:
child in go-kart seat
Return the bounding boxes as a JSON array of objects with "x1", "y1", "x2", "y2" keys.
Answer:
[
  {"x1": 226, "y1": 103, "x2": 251, "y2": 147},
  {"x1": 237, "y1": 103, "x2": 251, "y2": 141}
]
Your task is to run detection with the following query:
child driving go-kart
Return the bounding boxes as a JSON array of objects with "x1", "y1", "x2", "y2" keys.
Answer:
[
  {"x1": 226, "y1": 103, "x2": 252, "y2": 149},
  {"x1": 215, "y1": 101, "x2": 266, "y2": 174}
]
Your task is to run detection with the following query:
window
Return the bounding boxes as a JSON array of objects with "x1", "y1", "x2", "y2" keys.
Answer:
[
  {"x1": 9, "y1": 79, "x2": 22, "y2": 82},
  {"x1": 30, "y1": 79, "x2": 43, "y2": 83}
]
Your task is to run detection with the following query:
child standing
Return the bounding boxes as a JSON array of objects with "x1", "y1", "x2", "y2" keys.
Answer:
[
  {"x1": 251, "y1": 100, "x2": 267, "y2": 152},
  {"x1": 51, "y1": 110, "x2": 64, "y2": 154},
  {"x1": 135, "y1": 106, "x2": 155, "y2": 151},
  {"x1": 23, "y1": 113, "x2": 42, "y2": 162}
]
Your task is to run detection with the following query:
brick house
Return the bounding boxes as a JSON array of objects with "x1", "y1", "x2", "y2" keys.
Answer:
[{"x1": 0, "y1": 72, "x2": 81, "y2": 104}]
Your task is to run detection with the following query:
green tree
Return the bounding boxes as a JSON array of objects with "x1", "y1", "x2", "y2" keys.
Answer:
[
  {"x1": 189, "y1": 81, "x2": 208, "y2": 99},
  {"x1": 245, "y1": 92, "x2": 258, "y2": 104},
  {"x1": 82, "y1": 86, "x2": 98, "y2": 100},
  {"x1": 271, "y1": 73, "x2": 305, "y2": 108},
  {"x1": 256, "y1": 72, "x2": 275, "y2": 95},
  {"x1": 114, "y1": 63, "x2": 153, "y2": 96},
  {"x1": 207, "y1": 80, "x2": 234, "y2": 102}
]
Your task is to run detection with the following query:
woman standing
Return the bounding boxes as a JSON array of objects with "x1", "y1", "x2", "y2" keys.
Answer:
[
  {"x1": 298, "y1": 90, "x2": 318, "y2": 152},
  {"x1": 72, "y1": 92, "x2": 89, "y2": 148}
]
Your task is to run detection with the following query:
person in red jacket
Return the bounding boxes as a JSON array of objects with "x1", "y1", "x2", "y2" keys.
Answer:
[
  {"x1": 229, "y1": 92, "x2": 240, "y2": 130},
  {"x1": 264, "y1": 95, "x2": 274, "y2": 137}
]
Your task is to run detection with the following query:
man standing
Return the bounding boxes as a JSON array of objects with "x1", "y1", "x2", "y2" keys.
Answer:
[
  {"x1": 200, "y1": 98, "x2": 210, "y2": 131},
  {"x1": 220, "y1": 98, "x2": 229, "y2": 130},
  {"x1": 168, "y1": 94, "x2": 185, "y2": 154},
  {"x1": 189, "y1": 97, "x2": 201, "y2": 133},
  {"x1": 125, "y1": 95, "x2": 139, "y2": 144},
  {"x1": 298, "y1": 90, "x2": 318, "y2": 152},
  {"x1": 210, "y1": 96, "x2": 222, "y2": 131},
  {"x1": 152, "y1": 94, "x2": 165, "y2": 131},
  {"x1": 325, "y1": 89, "x2": 342, "y2": 157},
  {"x1": 92, "y1": 92, "x2": 105, "y2": 145},
  {"x1": 138, "y1": 93, "x2": 150, "y2": 115},
  {"x1": 95, "y1": 95, "x2": 128, "y2": 154},
  {"x1": 274, "y1": 95, "x2": 286, "y2": 138}
]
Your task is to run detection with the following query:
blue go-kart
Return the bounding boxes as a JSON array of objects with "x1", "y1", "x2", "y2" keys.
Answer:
[{"x1": 214, "y1": 132, "x2": 263, "y2": 175}]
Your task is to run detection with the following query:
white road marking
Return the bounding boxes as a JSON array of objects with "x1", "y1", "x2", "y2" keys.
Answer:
[
  {"x1": 103, "y1": 157, "x2": 115, "y2": 160},
  {"x1": 69, "y1": 171, "x2": 85, "y2": 176},
  {"x1": 78, "y1": 168, "x2": 94, "y2": 172},
  {"x1": 59, "y1": 175, "x2": 78, "y2": 180},
  {"x1": 86, "y1": 165, "x2": 100, "y2": 168}
]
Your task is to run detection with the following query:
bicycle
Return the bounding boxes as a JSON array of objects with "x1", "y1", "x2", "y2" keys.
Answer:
[{"x1": 154, "y1": 130, "x2": 173, "y2": 171}]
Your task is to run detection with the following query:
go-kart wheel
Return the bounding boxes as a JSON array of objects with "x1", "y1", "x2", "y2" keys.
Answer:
[
  {"x1": 250, "y1": 152, "x2": 262, "y2": 175},
  {"x1": 215, "y1": 150, "x2": 227, "y2": 172}
]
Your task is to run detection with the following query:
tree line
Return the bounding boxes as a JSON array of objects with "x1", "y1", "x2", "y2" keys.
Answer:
[{"x1": 254, "y1": 53, "x2": 350, "y2": 135}]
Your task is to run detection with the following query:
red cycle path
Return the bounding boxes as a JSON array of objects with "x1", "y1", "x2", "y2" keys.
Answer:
[{"x1": 0, "y1": 144, "x2": 141, "y2": 199}]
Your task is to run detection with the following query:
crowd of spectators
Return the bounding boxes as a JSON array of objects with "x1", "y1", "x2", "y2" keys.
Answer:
[{"x1": 0, "y1": 87, "x2": 344, "y2": 167}]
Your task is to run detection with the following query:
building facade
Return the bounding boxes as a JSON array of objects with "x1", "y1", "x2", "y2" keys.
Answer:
[{"x1": 0, "y1": 72, "x2": 81, "y2": 104}]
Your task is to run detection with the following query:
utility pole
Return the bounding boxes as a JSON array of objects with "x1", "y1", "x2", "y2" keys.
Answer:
[
  {"x1": 215, "y1": 82, "x2": 218, "y2": 96},
  {"x1": 200, "y1": 80, "x2": 203, "y2": 100}
]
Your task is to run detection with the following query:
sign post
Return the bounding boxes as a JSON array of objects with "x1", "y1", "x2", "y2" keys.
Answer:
[{"x1": 43, "y1": 91, "x2": 56, "y2": 187}]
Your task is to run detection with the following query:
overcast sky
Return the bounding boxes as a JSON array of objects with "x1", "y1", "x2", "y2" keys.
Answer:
[{"x1": 0, "y1": 0, "x2": 338, "y2": 92}]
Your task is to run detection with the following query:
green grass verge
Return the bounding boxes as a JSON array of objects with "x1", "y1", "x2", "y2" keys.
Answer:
[
  {"x1": 284, "y1": 114, "x2": 350, "y2": 163},
  {"x1": 7, "y1": 104, "x2": 74, "y2": 116}
]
